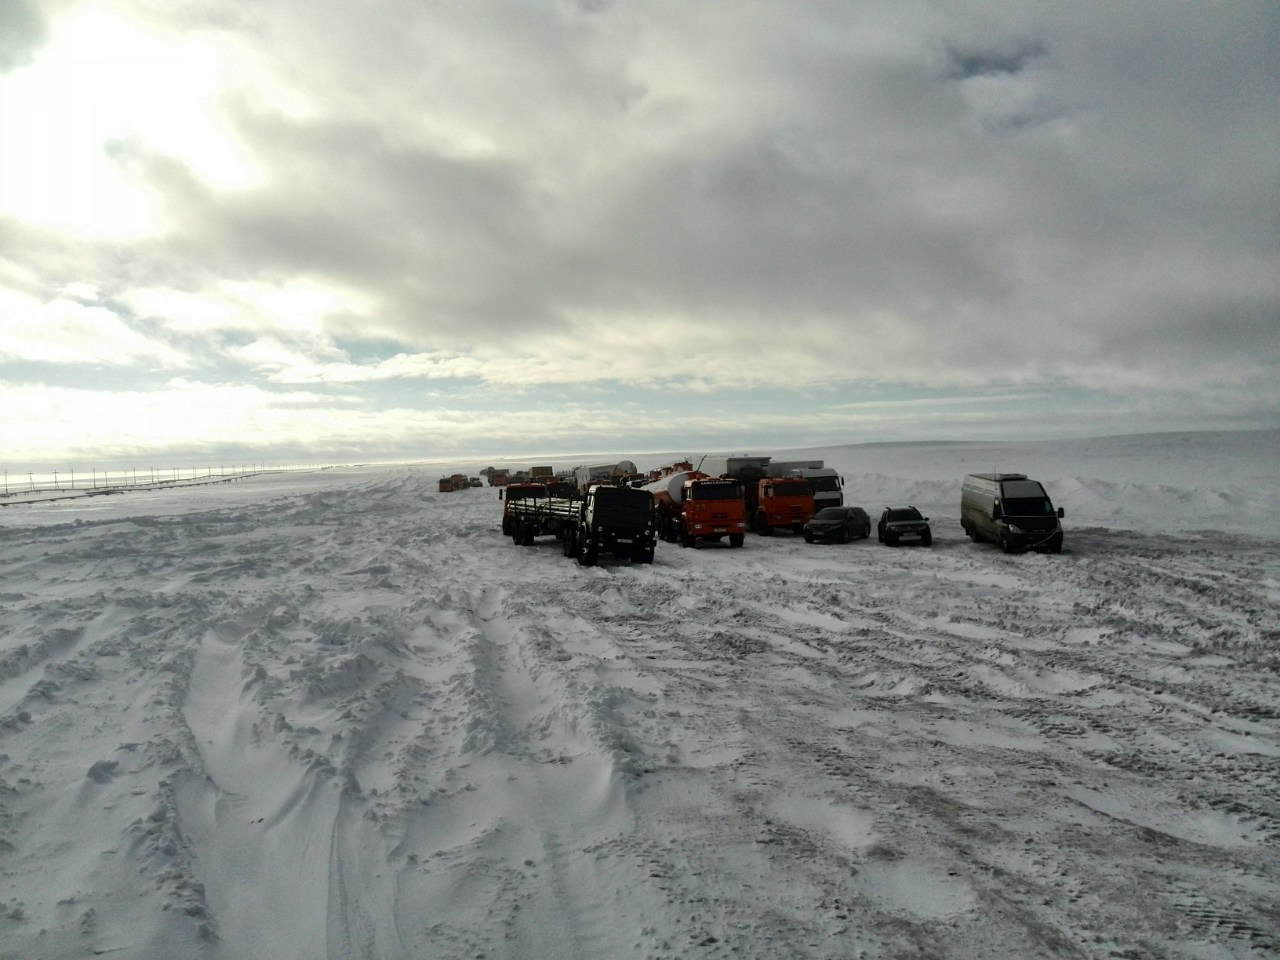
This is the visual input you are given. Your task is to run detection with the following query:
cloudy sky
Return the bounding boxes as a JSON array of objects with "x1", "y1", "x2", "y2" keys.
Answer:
[{"x1": 2, "y1": 1, "x2": 1277, "y2": 466}]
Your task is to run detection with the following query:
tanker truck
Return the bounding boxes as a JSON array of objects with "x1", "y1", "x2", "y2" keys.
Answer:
[{"x1": 643, "y1": 471, "x2": 747, "y2": 548}]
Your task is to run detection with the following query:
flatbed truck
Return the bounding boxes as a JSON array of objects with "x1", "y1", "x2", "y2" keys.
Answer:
[{"x1": 502, "y1": 485, "x2": 658, "y2": 566}]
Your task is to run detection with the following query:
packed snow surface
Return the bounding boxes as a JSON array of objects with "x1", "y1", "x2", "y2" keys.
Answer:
[{"x1": 1, "y1": 431, "x2": 1277, "y2": 959}]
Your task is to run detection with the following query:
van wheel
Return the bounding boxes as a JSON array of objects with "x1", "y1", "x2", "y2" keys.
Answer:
[
  {"x1": 1000, "y1": 534, "x2": 1015, "y2": 554},
  {"x1": 969, "y1": 526, "x2": 980, "y2": 543}
]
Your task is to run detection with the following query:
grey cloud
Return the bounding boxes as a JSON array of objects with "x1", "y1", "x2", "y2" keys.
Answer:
[
  {"x1": 76, "y1": 2, "x2": 1280, "y2": 398},
  {"x1": 0, "y1": 0, "x2": 52, "y2": 72}
]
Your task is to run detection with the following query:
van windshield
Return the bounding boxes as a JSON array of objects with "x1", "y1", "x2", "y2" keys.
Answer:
[
  {"x1": 1001, "y1": 480, "x2": 1046, "y2": 498},
  {"x1": 1002, "y1": 498, "x2": 1054, "y2": 516}
]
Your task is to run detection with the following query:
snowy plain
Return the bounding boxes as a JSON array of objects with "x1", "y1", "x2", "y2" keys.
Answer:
[{"x1": 0, "y1": 430, "x2": 1277, "y2": 960}]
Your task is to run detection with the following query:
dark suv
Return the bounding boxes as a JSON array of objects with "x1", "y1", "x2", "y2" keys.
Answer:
[{"x1": 878, "y1": 506, "x2": 932, "y2": 546}]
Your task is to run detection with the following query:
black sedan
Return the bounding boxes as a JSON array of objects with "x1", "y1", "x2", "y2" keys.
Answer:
[{"x1": 803, "y1": 506, "x2": 871, "y2": 543}]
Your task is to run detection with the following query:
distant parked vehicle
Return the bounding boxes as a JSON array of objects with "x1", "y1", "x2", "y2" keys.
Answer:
[
  {"x1": 961, "y1": 473, "x2": 1064, "y2": 553},
  {"x1": 878, "y1": 506, "x2": 932, "y2": 546},
  {"x1": 803, "y1": 506, "x2": 871, "y2": 544}
]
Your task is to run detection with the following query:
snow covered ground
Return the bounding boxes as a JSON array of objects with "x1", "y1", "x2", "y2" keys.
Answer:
[{"x1": 1, "y1": 430, "x2": 1277, "y2": 959}]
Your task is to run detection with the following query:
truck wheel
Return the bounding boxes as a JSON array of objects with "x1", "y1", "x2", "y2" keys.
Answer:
[
  {"x1": 578, "y1": 541, "x2": 597, "y2": 567},
  {"x1": 729, "y1": 533, "x2": 744, "y2": 548},
  {"x1": 522, "y1": 523, "x2": 535, "y2": 546},
  {"x1": 502, "y1": 517, "x2": 512, "y2": 536},
  {"x1": 681, "y1": 524, "x2": 696, "y2": 548},
  {"x1": 511, "y1": 520, "x2": 523, "y2": 544},
  {"x1": 562, "y1": 528, "x2": 576, "y2": 557}
]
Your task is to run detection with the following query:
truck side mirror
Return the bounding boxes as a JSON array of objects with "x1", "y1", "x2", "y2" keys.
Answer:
[
  {"x1": 992, "y1": 502, "x2": 1002, "y2": 521},
  {"x1": 1057, "y1": 507, "x2": 1065, "y2": 519}
]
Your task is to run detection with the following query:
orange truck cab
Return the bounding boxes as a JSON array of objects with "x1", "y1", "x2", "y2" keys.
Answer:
[
  {"x1": 673, "y1": 475, "x2": 747, "y2": 548},
  {"x1": 750, "y1": 477, "x2": 815, "y2": 536}
]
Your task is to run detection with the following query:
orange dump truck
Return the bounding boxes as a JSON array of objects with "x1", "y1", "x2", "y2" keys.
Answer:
[
  {"x1": 698, "y1": 456, "x2": 814, "y2": 535},
  {"x1": 747, "y1": 476, "x2": 815, "y2": 535},
  {"x1": 643, "y1": 470, "x2": 747, "y2": 548}
]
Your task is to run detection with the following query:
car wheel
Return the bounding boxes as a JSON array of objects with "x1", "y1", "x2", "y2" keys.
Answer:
[
  {"x1": 863, "y1": 523, "x2": 871, "y2": 539},
  {"x1": 921, "y1": 532, "x2": 932, "y2": 547},
  {"x1": 838, "y1": 527, "x2": 850, "y2": 544},
  {"x1": 803, "y1": 533, "x2": 814, "y2": 544}
]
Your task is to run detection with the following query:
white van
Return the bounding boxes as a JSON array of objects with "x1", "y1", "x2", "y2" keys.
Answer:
[{"x1": 961, "y1": 473, "x2": 1064, "y2": 553}]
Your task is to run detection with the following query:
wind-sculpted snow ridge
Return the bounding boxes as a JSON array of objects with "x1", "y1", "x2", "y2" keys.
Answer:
[{"x1": 0, "y1": 455, "x2": 1277, "y2": 959}]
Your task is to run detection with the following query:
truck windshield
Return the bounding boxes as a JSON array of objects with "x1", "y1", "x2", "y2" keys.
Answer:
[
  {"x1": 770, "y1": 482, "x2": 811, "y2": 497},
  {"x1": 809, "y1": 476, "x2": 840, "y2": 493},
  {"x1": 690, "y1": 483, "x2": 742, "y2": 501},
  {"x1": 594, "y1": 489, "x2": 652, "y2": 514},
  {"x1": 1002, "y1": 498, "x2": 1054, "y2": 516}
]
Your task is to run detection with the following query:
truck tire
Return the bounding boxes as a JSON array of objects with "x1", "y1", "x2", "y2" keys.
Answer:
[
  {"x1": 511, "y1": 520, "x2": 523, "y2": 544},
  {"x1": 562, "y1": 527, "x2": 576, "y2": 557},
  {"x1": 729, "y1": 533, "x2": 745, "y2": 548},
  {"x1": 791, "y1": 524, "x2": 804, "y2": 536},
  {"x1": 680, "y1": 524, "x2": 696, "y2": 549},
  {"x1": 502, "y1": 516, "x2": 512, "y2": 536},
  {"x1": 578, "y1": 540, "x2": 598, "y2": 566}
]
